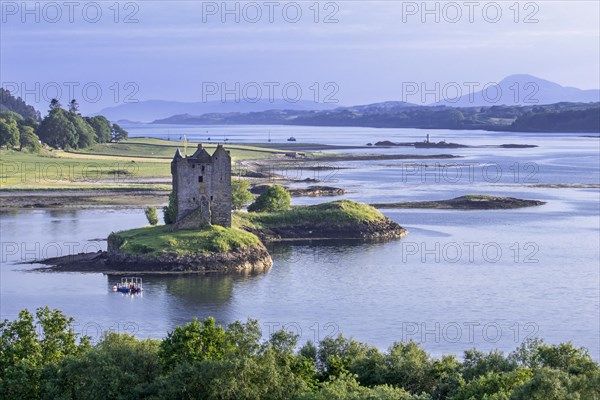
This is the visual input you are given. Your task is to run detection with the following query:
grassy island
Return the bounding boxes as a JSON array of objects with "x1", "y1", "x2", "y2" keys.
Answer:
[
  {"x1": 108, "y1": 225, "x2": 261, "y2": 256},
  {"x1": 371, "y1": 194, "x2": 546, "y2": 210},
  {"x1": 40, "y1": 200, "x2": 406, "y2": 273},
  {"x1": 236, "y1": 200, "x2": 384, "y2": 228},
  {"x1": 101, "y1": 225, "x2": 271, "y2": 274},
  {"x1": 235, "y1": 200, "x2": 407, "y2": 241}
]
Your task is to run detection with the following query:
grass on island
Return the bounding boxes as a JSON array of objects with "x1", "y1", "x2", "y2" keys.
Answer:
[
  {"x1": 234, "y1": 200, "x2": 385, "y2": 230},
  {"x1": 108, "y1": 224, "x2": 261, "y2": 256}
]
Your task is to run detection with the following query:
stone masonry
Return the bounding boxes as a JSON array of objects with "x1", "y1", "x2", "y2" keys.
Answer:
[{"x1": 171, "y1": 144, "x2": 232, "y2": 228}]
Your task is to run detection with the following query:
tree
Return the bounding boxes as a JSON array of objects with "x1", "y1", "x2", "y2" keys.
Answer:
[
  {"x1": 158, "y1": 317, "x2": 228, "y2": 370},
  {"x1": 247, "y1": 184, "x2": 290, "y2": 212},
  {"x1": 68, "y1": 99, "x2": 79, "y2": 114},
  {"x1": 19, "y1": 125, "x2": 41, "y2": 152},
  {"x1": 65, "y1": 111, "x2": 95, "y2": 148},
  {"x1": 85, "y1": 116, "x2": 112, "y2": 143},
  {"x1": 49, "y1": 98, "x2": 61, "y2": 111},
  {"x1": 0, "y1": 115, "x2": 19, "y2": 149},
  {"x1": 0, "y1": 307, "x2": 90, "y2": 399},
  {"x1": 163, "y1": 190, "x2": 178, "y2": 224},
  {"x1": 462, "y1": 349, "x2": 517, "y2": 381},
  {"x1": 42, "y1": 333, "x2": 161, "y2": 400},
  {"x1": 144, "y1": 207, "x2": 159, "y2": 225},
  {"x1": 36, "y1": 108, "x2": 77, "y2": 149},
  {"x1": 0, "y1": 88, "x2": 41, "y2": 120},
  {"x1": 111, "y1": 123, "x2": 128, "y2": 142},
  {"x1": 0, "y1": 110, "x2": 24, "y2": 122},
  {"x1": 37, "y1": 99, "x2": 97, "y2": 149},
  {"x1": 231, "y1": 179, "x2": 254, "y2": 210}
]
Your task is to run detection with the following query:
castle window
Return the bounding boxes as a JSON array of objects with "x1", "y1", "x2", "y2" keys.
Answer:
[
  {"x1": 201, "y1": 165, "x2": 205, "y2": 172},
  {"x1": 198, "y1": 176, "x2": 203, "y2": 183},
  {"x1": 210, "y1": 196, "x2": 213, "y2": 201}
]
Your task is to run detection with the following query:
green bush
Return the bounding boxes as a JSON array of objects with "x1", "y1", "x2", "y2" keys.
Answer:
[
  {"x1": 2, "y1": 309, "x2": 599, "y2": 400},
  {"x1": 248, "y1": 184, "x2": 291, "y2": 212},
  {"x1": 163, "y1": 190, "x2": 177, "y2": 224},
  {"x1": 232, "y1": 178, "x2": 255, "y2": 210},
  {"x1": 0, "y1": 307, "x2": 90, "y2": 399},
  {"x1": 144, "y1": 207, "x2": 159, "y2": 225}
]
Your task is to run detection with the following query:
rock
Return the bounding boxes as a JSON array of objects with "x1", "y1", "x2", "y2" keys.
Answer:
[
  {"x1": 374, "y1": 140, "x2": 398, "y2": 146},
  {"x1": 371, "y1": 195, "x2": 546, "y2": 210},
  {"x1": 249, "y1": 217, "x2": 407, "y2": 242},
  {"x1": 34, "y1": 236, "x2": 273, "y2": 275},
  {"x1": 250, "y1": 184, "x2": 277, "y2": 195},
  {"x1": 106, "y1": 243, "x2": 273, "y2": 274},
  {"x1": 287, "y1": 186, "x2": 346, "y2": 197},
  {"x1": 250, "y1": 184, "x2": 345, "y2": 197}
]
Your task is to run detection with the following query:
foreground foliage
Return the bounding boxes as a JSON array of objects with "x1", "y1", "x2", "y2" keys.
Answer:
[{"x1": 1, "y1": 309, "x2": 598, "y2": 400}]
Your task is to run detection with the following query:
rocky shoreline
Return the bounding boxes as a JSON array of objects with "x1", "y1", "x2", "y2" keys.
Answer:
[
  {"x1": 35, "y1": 242, "x2": 273, "y2": 275},
  {"x1": 371, "y1": 195, "x2": 546, "y2": 210},
  {"x1": 33, "y1": 214, "x2": 406, "y2": 274},
  {"x1": 250, "y1": 184, "x2": 345, "y2": 197},
  {"x1": 243, "y1": 217, "x2": 408, "y2": 242},
  {"x1": 0, "y1": 189, "x2": 168, "y2": 209}
]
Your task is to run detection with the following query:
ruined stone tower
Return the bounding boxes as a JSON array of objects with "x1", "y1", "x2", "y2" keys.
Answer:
[{"x1": 171, "y1": 144, "x2": 232, "y2": 228}]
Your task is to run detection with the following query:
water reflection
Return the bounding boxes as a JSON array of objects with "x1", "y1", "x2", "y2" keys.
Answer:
[{"x1": 155, "y1": 274, "x2": 234, "y2": 306}]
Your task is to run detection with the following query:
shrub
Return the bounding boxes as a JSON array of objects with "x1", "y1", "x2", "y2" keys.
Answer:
[
  {"x1": 163, "y1": 190, "x2": 177, "y2": 224},
  {"x1": 144, "y1": 207, "x2": 159, "y2": 225},
  {"x1": 232, "y1": 178, "x2": 254, "y2": 210},
  {"x1": 248, "y1": 184, "x2": 291, "y2": 212}
]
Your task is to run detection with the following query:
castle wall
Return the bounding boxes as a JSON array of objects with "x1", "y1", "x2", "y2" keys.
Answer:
[
  {"x1": 210, "y1": 147, "x2": 232, "y2": 227},
  {"x1": 173, "y1": 159, "x2": 213, "y2": 225},
  {"x1": 171, "y1": 145, "x2": 231, "y2": 228}
]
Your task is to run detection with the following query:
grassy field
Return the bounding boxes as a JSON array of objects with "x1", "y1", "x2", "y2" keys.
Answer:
[
  {"x1": 108, "y1": 224, "x2": 261, "y2": 255},
  {"x1": 234, "y1": 200, "x2": 385, "y2": 230},
  {"x1": 0, "y1": 139, "x2": 288, "y2": 190},
  {"x1": 74, "y1": 138, "x2": 289, "y2": 160}
]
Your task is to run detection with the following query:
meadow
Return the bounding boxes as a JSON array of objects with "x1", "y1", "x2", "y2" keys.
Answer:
[{"x1": 0, "y1": 138, "x2": 288, "y2": 190}]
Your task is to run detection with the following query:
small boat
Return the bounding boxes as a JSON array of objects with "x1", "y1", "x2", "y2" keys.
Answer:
[
  {"x1": 287, "y1": 136, "x2": 296, "y2": 142},
  {"x1": 112, "y1": 277, "x2": 143, "y2": 294}
]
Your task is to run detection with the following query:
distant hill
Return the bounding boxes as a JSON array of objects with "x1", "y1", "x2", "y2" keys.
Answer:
[
  {"x1": 511, "y1": 106, "x2": 600, "y2": 132},
  {"x1": 434, "y1": 74, "x2": 600, "y2": 107},
  {"x1": 93, "y1": 99, "x2": 342, "y2": 123},
  {"x1": 0, "y1": 88, "x2": 41, "y2": 120},
  {"x1": 344, "y1": 101, "x2": 419, "y2": 112},
  {"x1": 153, "y1": 101, "x2": 600, "y2": 133},
  {"x1": 153, "y1": 101, "x2": 421, "y2": 125}
]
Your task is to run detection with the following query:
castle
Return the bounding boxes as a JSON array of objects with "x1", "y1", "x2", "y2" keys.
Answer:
[{"x1": 171, "y1": 144, "x2": 232, "y2": 229}]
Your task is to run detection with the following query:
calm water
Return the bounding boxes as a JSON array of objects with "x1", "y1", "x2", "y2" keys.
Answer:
[{"x1": 1, "y1": 126, "x2": 598, "y2": 359}]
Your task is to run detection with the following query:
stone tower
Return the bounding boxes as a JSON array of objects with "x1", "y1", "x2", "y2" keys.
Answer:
[{"x1": 171, "y1": 144, "x2": 232, "y2": 229}]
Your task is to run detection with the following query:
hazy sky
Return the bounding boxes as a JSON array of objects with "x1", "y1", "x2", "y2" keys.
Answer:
[{"x1": 1, "y1": 1, "x2": 599, "y2": 114}]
